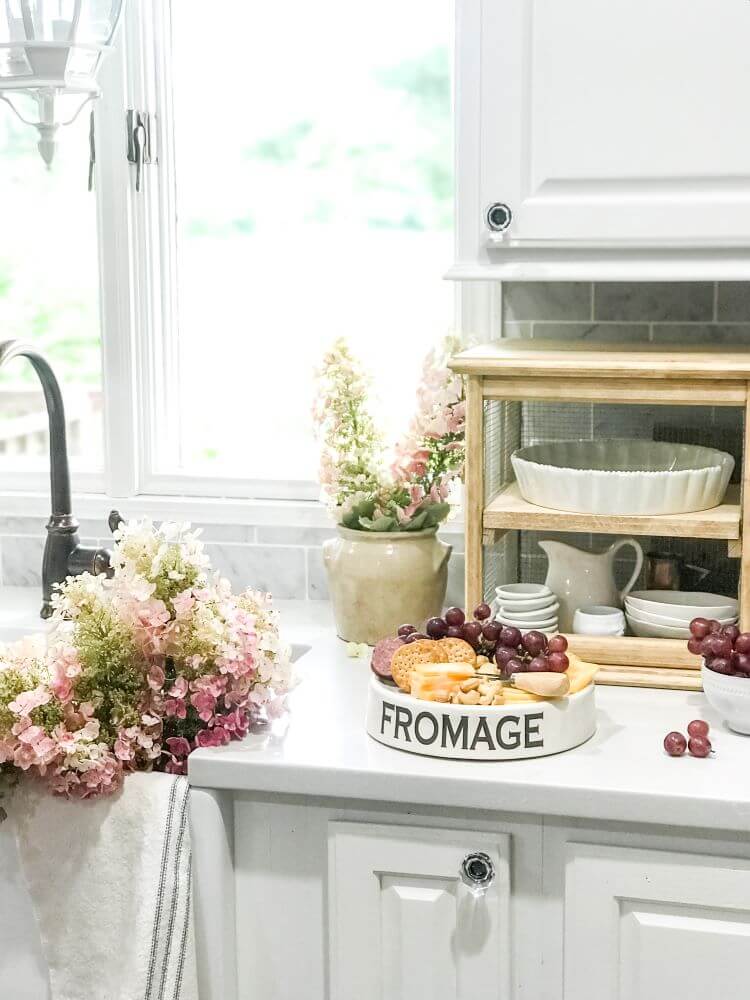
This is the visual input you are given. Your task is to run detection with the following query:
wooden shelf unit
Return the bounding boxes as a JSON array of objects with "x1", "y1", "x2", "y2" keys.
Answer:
[{"x1": 449, "y1": 340, "x2": 750, "y2": 691}]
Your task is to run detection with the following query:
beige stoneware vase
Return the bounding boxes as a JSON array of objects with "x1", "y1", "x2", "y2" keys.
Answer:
[{"x1": 323, "y1": 526, "x2": 452, "y2": 645}]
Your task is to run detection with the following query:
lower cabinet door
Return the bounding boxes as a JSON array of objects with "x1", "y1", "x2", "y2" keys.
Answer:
[
  {"x1": 564, "y1": 843, "x2": 750, "y2": 1000},
  {"x1": 328, "y1": 822, "x2": 510, "y2": 1000}
]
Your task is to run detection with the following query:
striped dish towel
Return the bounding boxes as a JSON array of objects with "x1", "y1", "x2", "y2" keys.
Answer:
[{"x1": 12, "y1": 772, "x2": 198, "y2": 1000}]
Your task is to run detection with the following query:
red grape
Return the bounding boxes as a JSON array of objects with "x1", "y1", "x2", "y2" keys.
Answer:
[
  {"x1": 446, "y1": 625, "x2": 464, "y2": 639},
  {"x1": 735, "y1": 633, "x2": 750, "y2": 654},
  {"x1": 397, "y1": 624, "x2": 417, "y2": 637},
  {"x1": 528, "y1": 655, "x2": 550, "y2": 672},
  {"x1": 733, "y1": 652, "x2": 750, "y2": 674},
  {"x1": 690, "y1": 617, "x2": 711, "y2": 639},
  {"x1": 404, "y1": 631, "x2": 428, "y2": 643},
  {"x1": 474, "y1": 602, "x2": 492, "y2": 621},
  {"x1": 444, "y1": 606, "x2": 466, "y2": 627},
  {"x1": 482, "y1": 621, "x2": 501, "y2": 643},
  {"x1": 462, "y1": 621, "x2": 484, "y2": 648},
  {"x1": 499, "y1": 626, "x2": 522, "y2": 648},
  {"x1": 548, "y1": 651, "x2": 569, "y2": 673},
  {"x1": 708, "y1": 620, "x2": 722, "y2": 634},
  {"x1": 495, "y1": 646, "x2": 516, "y2": 667},
  {"x1": 704, "y1": 634, "x2": 733, "y2": 659},
  {"x1": 547, "y1": 634, "x2": 568, "y2": 653},
  {"x1": 722, "y1": 624, "x2": 740, "y2": 643},
  {"x1": 522, "y1": 631, "x2": 547, "y2": 656},
  {"x1": 688, "y1": 735, "x2": 712, "y2": 758},
  {"x1": 708, "y1": 656, "x2": 733, "y2": 675},
  {"x1": 687, "y1": 719, "x2": 709, "y2": 739},
  {"x1": 663, "y1": 732, "x2": 687, "y2": 756},
  {"x1": 687, "y1": 637, "x2": 704, "y2": 656},
  {"x1": 426, "y1": 617, "x2": 448, "y2": 639},
  {"x1": 504, "y1": 657, "x2": 526, "y2": 676}
]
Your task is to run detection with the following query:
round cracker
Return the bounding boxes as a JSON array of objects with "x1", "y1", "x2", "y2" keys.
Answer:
[
  {"x1": 390, "y1": 639, "x2": 439, "y2": 691},
  {"x1": 436, "y1": 636, "x2": 477, "y2": 666}
]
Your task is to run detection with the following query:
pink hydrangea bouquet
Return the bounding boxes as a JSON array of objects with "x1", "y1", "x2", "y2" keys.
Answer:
[
  {"x1": 313, "y1": 337, "x2": 465, "y2": 532},
  {"x1": 0, "y1": 520, "x2": 293, "y2": 803}
]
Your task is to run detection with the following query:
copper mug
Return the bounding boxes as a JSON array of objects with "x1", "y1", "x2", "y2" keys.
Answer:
[{"x1": 645, "y1": 552, "x2": 710, "y2": 591}]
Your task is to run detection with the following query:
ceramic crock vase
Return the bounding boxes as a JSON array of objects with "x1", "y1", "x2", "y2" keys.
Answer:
[
  {"x1": 539, "y1": 538, "x2": 644, "y2": 632},
  {"x1": 323, "y1": 526, "x2": 452, "y2": 645}
]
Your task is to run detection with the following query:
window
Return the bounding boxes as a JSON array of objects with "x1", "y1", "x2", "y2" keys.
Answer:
[
  {"x1": 0, "y1": 0, "x2": 460, "y2": 505},
  {"x1": 0, "y1": 107, "x2": 103, "y2": 485},
  {"x1": 149, "y1": 0, "x2": 455, "y2": 498}
]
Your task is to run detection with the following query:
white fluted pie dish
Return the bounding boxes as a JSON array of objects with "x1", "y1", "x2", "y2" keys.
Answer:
[{"x1": 511, "y1": 439, "x2": 734, "y2": 515}]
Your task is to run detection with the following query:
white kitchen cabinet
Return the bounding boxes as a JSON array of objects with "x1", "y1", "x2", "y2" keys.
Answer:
[
  {"x1": 231, "y1": 796, "x2": 750, "y2": 1000},
  {"x1": 563, "y1": 842, "x2": 750, "y2": 1000},
  {"x1": 452, "y1": 0, "x2": 750, "y2": 279},
  {"x1": 328, "y1": 822, "x2": 510, "y2": 1000}
]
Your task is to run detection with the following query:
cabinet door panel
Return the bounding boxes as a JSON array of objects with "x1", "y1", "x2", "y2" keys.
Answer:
[
  {"x1": 480, "y1": 0, "x2": 750, "y2": 247},
  {"x1": 328, "y1": 822, "x2": 510, "y2": 1000},
  {"x1": 565, "y1": 843, "x2": 750, "y2": 1000}
]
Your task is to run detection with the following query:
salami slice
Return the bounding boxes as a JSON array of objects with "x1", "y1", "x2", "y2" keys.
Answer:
[{"x1": 370, "y1": 636, "x2": 405, "y2": 680}]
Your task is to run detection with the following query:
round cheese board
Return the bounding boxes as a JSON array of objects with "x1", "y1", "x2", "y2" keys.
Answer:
[{"x1": 366, "y1": 674, "x2": 596, "y2": 761}]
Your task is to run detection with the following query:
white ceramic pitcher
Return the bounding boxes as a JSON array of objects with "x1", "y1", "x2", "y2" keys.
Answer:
[{"x1": 539, "y1": 538, "x2": 644, "y2": 632}]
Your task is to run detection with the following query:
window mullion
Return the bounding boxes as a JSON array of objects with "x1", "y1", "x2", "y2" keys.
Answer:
[{"x1": 94, "y1": 2, "x2": 143, "y2": 499}]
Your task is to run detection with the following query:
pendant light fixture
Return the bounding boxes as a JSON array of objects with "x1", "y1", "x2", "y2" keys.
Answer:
[{"x1": 0, "y1": 0, "x2": 125, "y2": 166}]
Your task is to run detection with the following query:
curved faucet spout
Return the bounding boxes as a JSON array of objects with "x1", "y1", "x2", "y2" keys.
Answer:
[
  {"x1": 0, "y1": 340, "x2": 72, "y2": 518},
  {"x1": 0, "y1": 340, "x2": 112, "y2": 617}
]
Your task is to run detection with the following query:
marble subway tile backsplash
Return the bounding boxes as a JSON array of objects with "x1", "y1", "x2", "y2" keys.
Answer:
[
  {"x1": 503, "y1": 280, "x2": 750, "y2": 343},
  {"x1": 0, "y1": 515, "x2": 465, "y2": 605}
]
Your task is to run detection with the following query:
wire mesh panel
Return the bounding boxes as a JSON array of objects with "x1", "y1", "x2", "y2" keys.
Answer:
[{"x1": 483, "y1": 399, "x2": 521, "y2": 598}]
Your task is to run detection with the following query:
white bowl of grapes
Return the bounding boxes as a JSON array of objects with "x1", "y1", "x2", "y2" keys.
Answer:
[{"x1": 687, "y1": 617, "x2": 750, "y2": 735}]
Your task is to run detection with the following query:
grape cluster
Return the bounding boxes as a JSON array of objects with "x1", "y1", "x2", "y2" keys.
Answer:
[
  {"x1": 687, "y1": 618, "x2": 749, "y2": 677},
  {"x1": 494, "y1": 627, "x2": 569, "y2": 676},
  {"x1": 397, "y1": 605, "x2": 569, "y2": 678},
  {"x1": 664, "y1": 720, "x2": 712, "y2": 758}
]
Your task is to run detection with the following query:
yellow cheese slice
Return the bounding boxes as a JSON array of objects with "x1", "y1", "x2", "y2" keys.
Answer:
[
  {"x1": 410, "y1": 662, "x2": 476, "y2": 702},
  {"x1": 567, "y1": 653, "x2": 599, "y2": 694}
]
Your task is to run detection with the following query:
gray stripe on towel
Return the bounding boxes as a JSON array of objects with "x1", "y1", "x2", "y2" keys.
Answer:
[{"x1": 145, "y1": 779, "x2": 180, "y2": 999}]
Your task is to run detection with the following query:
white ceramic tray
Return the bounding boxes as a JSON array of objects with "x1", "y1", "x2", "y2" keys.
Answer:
[{"x1": 366, "y1": 675, "x2": 596, "y2": 761}]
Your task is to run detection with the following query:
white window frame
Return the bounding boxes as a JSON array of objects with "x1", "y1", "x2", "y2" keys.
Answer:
[{"x1": 0, "y1": 0, "x2": 495, "y2": 524}]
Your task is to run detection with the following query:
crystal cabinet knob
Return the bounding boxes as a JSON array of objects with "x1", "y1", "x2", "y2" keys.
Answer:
[
  {"x1": 460, "y1": 852, "x2": 495, "y2": 897},
  {"x1": 485, "y1": 202, "x2": 512, "y2": 232}
]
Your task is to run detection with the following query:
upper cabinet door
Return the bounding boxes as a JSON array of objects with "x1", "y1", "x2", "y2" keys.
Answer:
[{"x1": 452, "y1": 0, "x2": 750, "y2": 279}]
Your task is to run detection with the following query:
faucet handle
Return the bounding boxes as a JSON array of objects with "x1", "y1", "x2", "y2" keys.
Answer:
[{"x1": 108, "y1": 509, "x2": 125, "y2": 534}]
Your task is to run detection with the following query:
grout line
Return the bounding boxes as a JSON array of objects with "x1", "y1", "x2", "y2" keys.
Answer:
[{"x1": 525, "y1": 318, "x2": 750, "y2": 327}]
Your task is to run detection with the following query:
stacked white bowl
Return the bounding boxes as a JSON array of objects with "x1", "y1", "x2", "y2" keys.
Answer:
[
  {"x1": 494, "y1": 583, "x2": 559, "y2": 634},
  {"x1": 624, "y1": 590, "x2": 738, "y2": 639}
]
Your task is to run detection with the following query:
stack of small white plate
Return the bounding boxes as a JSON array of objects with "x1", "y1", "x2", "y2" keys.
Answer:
[
  {"x1": 494, "y1": 583, "x2": 559, "y2": 634},
  {"x1": 624, "y1": 590, "x2": 739, "y2": 639}
]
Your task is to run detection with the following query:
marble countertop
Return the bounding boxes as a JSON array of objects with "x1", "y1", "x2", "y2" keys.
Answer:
[{"x1": 187, "y1": 601, "x2": 750, "y2": 833}]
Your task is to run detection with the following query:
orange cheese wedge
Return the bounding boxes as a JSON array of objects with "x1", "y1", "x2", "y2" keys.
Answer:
[{"x1": 410, "y1": 662, "x2": 476, "y2": 702}]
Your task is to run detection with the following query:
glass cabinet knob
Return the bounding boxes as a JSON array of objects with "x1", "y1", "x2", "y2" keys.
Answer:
[
  {"x1": 460, "y1": 851, "x2": 496, "y2": 897},
  {"x1": 485, "y1": 202, "x2": 512, "y2": 232}
]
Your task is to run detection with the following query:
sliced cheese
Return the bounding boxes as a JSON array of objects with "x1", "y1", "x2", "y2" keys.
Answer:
[
  {"x1": 410, "y1": 662, "x2": 475, "y2": 702},
  {"x1": 567, "y1": 653, "x2": 599, "y2": 694}
]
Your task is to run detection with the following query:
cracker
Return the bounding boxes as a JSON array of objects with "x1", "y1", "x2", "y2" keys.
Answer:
[
  {"x1": 436, "y1": 636, "x2": 477, "y2": 666},
  {"x1": 390, "y1": 639, "x2": 440, "y2": 691}
]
